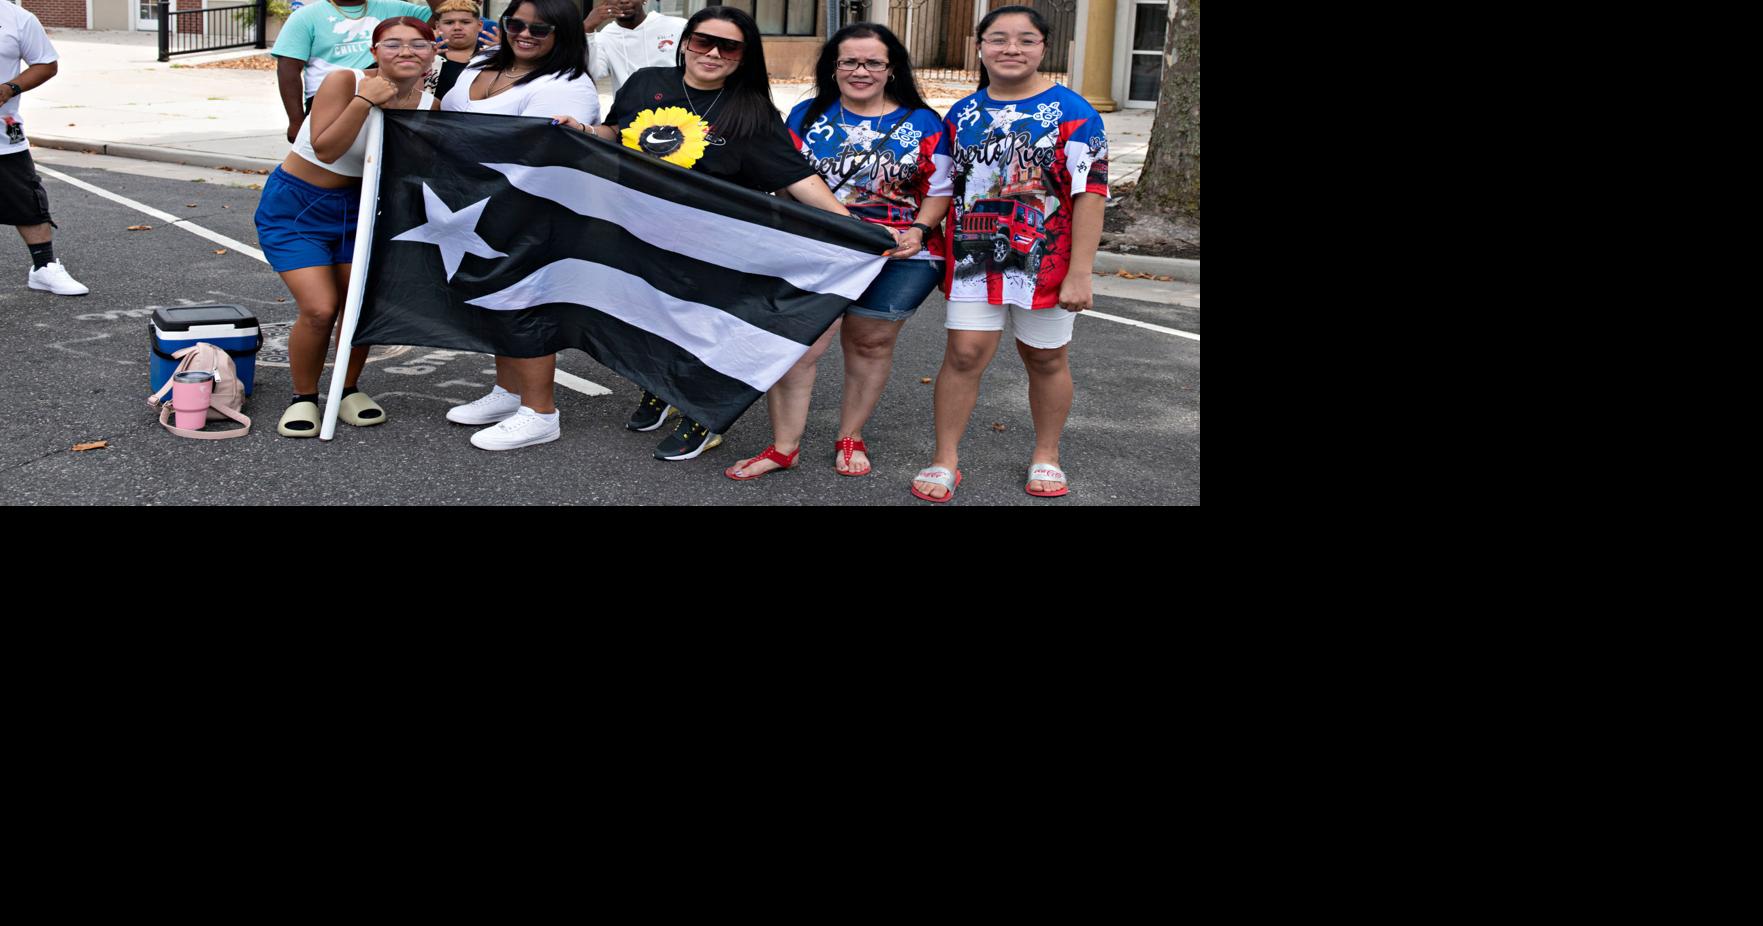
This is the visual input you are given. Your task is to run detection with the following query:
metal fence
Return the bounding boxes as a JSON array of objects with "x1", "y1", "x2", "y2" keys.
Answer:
[
  {"x1": 158, "y1": 0, "x2": 270, "y2": 62},
  {"x1": 841, "y1": 0, "x2": 1072, "y2": 86}
]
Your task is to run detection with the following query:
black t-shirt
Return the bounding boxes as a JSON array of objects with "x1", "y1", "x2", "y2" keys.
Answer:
[
  {"x1": 606, "y1": 66, "x2": 815, "y2": 193},
  {"x1": 435, "y1": 57, "x2": 471, "y2": 101}
]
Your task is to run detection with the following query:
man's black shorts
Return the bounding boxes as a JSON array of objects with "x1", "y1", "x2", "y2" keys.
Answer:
[{"x1": 0, "y1": 149, "x2": 54, "y2": 227}]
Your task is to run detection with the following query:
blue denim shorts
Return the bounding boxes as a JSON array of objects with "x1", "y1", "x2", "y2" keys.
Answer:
[
  {"x1": 254, "y1": 167, "x2": 359, "y2": 273},
  {"x1": 848, "y1": 259, "x2": 944, "y2": 322}
]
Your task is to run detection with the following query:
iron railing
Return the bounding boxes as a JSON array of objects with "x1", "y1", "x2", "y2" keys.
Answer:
[{"x1": 158, "y1": 0, "x2": 270, "y2": 62}]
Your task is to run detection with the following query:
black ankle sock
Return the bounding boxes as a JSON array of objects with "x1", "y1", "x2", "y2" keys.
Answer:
[
  {"x1": 291, "y1": 393, "x2": 319, "y2": 406},
  {"x1": 27, "y1": 242, "x2": 54, "y2": 270},
  {"x1": 341, "y1": 386, "x2": 360, "y2": 399}
]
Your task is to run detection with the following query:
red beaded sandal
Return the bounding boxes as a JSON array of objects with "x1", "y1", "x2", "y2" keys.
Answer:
[
  {"x1": 724, "y1": 444, "x2": 800, "y2": 480},
  {"x1": 834, "y1": 435, "x2": 871, "y2": 477}
]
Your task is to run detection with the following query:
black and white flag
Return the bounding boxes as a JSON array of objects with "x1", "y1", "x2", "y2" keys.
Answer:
[{"x1": 354, "y1": 110, "x2": 894, "y2": 433}]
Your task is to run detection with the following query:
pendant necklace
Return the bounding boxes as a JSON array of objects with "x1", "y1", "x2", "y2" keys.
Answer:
[{"x1": 682, "y1": 75, "x2": 724, "y2": 128}]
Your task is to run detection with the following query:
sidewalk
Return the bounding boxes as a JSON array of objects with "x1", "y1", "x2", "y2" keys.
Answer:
[{"x1": 29, "y1": 29, "x2": 1155, "y2": 180}]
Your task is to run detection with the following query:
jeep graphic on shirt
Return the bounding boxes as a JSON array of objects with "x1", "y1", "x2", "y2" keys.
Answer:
[{"x1": 943, "y1": 84, "x2": 1108, "y2": 309}]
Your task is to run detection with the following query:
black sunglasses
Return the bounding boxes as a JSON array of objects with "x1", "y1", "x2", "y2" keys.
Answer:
[{"x1": 502, "y1": 17, "x2": 556, "y2": 38}]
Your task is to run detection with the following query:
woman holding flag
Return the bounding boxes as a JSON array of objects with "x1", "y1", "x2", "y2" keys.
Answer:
[
  {"x1": 555, "y1": 5, "x2": 873, "y2": 463},
  {"x1": 722, "y1": 22, "x2": 950, "y2": 481},
  {"x1": 437, "y1": 0, "x2": 599, "y2": 451},
  {"x1": 257, "y1": 16, "x2": 440, "y2": 438}
]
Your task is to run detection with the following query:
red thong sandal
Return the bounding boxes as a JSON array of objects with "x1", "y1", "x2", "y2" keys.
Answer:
[
  {"x1": 725, "y1": 444, "x2": 800, "y2": 480},
  {"x1": 834, "y1": 435, "x2": 871, "y2": 477}
]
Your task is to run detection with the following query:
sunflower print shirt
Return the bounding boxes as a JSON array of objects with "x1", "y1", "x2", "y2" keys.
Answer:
[
  {"x1": 787, "y1": 100, "x2": 953, "y2": 262},
  {"x1": 606, "y1": 66, "x2": 816, "y2": 193}
]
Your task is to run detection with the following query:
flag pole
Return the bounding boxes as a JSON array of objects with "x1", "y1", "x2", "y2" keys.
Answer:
[{"x1": 320, "y1": 106, "x2": 386, "y2": 442}]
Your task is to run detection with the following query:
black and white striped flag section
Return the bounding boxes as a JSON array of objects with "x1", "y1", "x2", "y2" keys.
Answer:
[{"x1": 351, "y1": 110, "x2": 895, "y2": 434}]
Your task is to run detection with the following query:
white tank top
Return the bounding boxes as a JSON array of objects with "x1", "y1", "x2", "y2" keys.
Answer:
[{"x1": 291, "y1": 70, "x2": 435, "y2": 178}]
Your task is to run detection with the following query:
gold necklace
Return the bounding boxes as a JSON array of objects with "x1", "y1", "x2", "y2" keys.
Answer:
[{"x1": 329, "y1": 0, "x2": 368, "y2": 20}]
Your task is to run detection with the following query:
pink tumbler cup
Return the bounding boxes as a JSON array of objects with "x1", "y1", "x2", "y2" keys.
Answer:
[{"x1": 170, "y1": 371, "x2": 216, "y2": 430}]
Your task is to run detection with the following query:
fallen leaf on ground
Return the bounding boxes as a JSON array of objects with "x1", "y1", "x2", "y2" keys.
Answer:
[
  {"x1": 920, "y1": 376, "x2": 933, "y2": 384},
  {"x1": 217, "y1": 165, "x2": 236, "y2": 172},
  {"x1": 81, "y1": 148, "x2": 97, "y2": 154},
  {"x1": 222, "y1": 204, "x2": 231, "y2": 209},
  {"x1": 212, "y1": 249, "x2": 227, "y2": 255},
  {"x1": 1155, "y1": 275, "x2": 1173, "y2": 281},
  {"x1": 72, "y1": 441, "x2": 108, "y2": 452},
  {"x1": 276, "y1": 297, "x2": 287, "y2": 302},
  {"x1": 186, "y1": 203, "x2": 198, "y2": 208},
  {"x1": 126, "y1": 224, "x2": 152, "y2": 231},
  {"x1": 991, "y1": 422, "x2": 1007, "y2": 432}
]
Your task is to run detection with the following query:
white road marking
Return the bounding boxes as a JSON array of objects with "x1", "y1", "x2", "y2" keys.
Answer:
[
  {"x1": 41, "y1": 165, "x2": 618, "y2": 396},
  {"x1": 1082, "y1": 310, "x2": 1200, "y2": 341},
  {"x1": 39, "y1": 165, "x2": 268, "y2": 264},
  {"x1": 554, "y1": 369, "x2": 612, "y2": 396}
]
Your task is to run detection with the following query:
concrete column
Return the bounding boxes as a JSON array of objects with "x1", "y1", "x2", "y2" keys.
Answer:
[{"x1": 1079, "y1": 0, "x2": 1118, "y2": 112}]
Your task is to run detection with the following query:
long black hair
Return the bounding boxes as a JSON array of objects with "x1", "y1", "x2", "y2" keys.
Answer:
[
  {"x1": 481, "y1": 0, "x2": 586, "y2": 87},
  {"x1": 799, "y1": 22, "x2": 935, "y2": 135},
  {"x1": 975, "y1": 4, "x2": 1053, "y2": 92},
  {"x1": 675, "y1": 5, "x2": 776, "y2": 141}
]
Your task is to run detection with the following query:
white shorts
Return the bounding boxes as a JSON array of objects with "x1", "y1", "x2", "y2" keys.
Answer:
[{"x1": 943, "y1": 301, "x2": 1076, "y2": 349}]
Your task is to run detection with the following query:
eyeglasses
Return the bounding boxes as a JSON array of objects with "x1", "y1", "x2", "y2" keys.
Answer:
[
  {"x1": 685, "y1": 32, "x2": 746, "y2": 60},
  {"x1": 501, "y1": 17, "x2": 556, "y2": 38},
  {"x1": 981, "y1": 35, "x2": 1044, "y2": 48},
  {"x1": 377, "y1": 40, "x2": 436, "y2": 52},
  {"x1": 835, "y1": 58, "x2": 889, "y2": 73}
]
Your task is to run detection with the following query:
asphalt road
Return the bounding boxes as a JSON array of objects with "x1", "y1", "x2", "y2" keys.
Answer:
[{"x1": 1, "y1": 154, "x2": 1199, "y2": 506}]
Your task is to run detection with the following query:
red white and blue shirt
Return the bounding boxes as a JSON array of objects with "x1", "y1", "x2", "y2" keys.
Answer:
[
  {"x1": 943, "y1": 84, "x2": 1109, "y2": 309},
  {"x1": 787, "y1": 100, "x2": 954, "y2": 262}
]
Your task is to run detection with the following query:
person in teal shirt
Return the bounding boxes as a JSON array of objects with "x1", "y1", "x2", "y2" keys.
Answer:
[{"x1": 272, "y1": 0, "x2": 433, "y2": 143}]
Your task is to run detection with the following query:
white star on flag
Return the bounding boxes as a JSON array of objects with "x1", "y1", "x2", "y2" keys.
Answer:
[
  {"x1": 391, "y1": 183, "x2": 506, "y2": 281},
  {"x1": 839, "y1": 120, "x2": 888, "y2": 151},
  {"x1": 984, "y1": 106, "x2": 1032, "y2": 135}
]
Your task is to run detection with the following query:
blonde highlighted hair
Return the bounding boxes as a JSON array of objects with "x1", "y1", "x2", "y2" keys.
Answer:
[{"x1": 432, "y1": 0, "x2": 481, "y2": 16}]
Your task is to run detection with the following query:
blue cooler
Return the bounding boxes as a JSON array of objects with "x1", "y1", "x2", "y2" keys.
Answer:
[{"x1": 150, "y1": 305, "x2": 262, "y2": 397}]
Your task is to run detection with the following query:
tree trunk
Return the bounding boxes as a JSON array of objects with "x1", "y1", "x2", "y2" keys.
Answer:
[{"x1": 1133, "y1": 0, "x2": 1199, "y2": 224}]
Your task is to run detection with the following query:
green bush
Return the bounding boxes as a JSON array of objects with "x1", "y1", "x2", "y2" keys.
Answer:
[{"x1": 233, "y1": 0, "x2": 295, "y2": 27}]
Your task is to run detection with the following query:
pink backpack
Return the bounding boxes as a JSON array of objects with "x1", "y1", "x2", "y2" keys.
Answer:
[{"x1": 146, "y1": 343, "x2": 252, "y2": 440}]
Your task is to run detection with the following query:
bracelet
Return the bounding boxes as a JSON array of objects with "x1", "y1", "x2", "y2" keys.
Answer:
[
  {"x1": 353, "y1": 93, "x2": 375, "y2": 106},
  {"x1": 4, "y1": 82, "x2": 21, "y2": 97},
  {"x1": 908, "y1": 222, "x2": 932, "y2": 237}
]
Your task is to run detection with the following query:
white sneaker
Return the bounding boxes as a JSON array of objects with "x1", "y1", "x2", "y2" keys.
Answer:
[
  {"x1": 446, "y1": 385, "x2": 522, "y2": 424},
  {"x1": 27, "y1": 260, "x2": 89, "y2": 296},
  {"x1": 469, "y1": 406, "x2": 561, "y2": 451}
]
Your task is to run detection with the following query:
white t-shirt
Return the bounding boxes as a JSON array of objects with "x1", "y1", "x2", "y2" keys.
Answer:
[
  {"x1": 1, "y1": 3, "x2": 58, "y2": 156},
  {"x1": 441, "y1": 65, "x2": 600, "y2": 124},
  {"x1": 586, "y1": 14, "x2": 686, "y2": 91}
]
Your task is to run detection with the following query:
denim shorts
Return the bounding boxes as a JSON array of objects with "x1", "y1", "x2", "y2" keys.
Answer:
[
  {"x1": 848, "y1": 259, "x2": 944, "y2": 322},
  {"x1": 254, "y1": 167, "x2": 359, "y2": 273}
]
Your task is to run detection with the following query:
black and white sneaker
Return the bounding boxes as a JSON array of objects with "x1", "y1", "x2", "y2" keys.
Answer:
[
  {"x1": 653, "y1": 415, "x2": 723, "y2": 461},
  {"x1": 626, "y1": 390, "x2": 676, "y2": 432}
]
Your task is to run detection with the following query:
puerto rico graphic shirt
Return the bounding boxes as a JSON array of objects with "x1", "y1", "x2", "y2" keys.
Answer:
[
  {"x1": 787, "y1": 100, "x2": 953, "y2": 261},
  {"x1": 943, "y1": 83, "x2": 1108, "y2": 309}
]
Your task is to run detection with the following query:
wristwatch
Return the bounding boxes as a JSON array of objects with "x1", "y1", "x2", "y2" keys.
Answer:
[
  {"x1": 908, "y1": 222, "x2": 933, "y2": 236},
  {"x1": 4, "y1": 83, "x2": 21, "y2": 97}
]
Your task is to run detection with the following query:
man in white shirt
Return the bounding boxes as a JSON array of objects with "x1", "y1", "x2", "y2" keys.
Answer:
[
  {"x1": 582, "y1": 0, "x2": 685, "y2": 91},
  {"x1": 1, "y1": 2, "x2": 85, "y2": 295}
]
